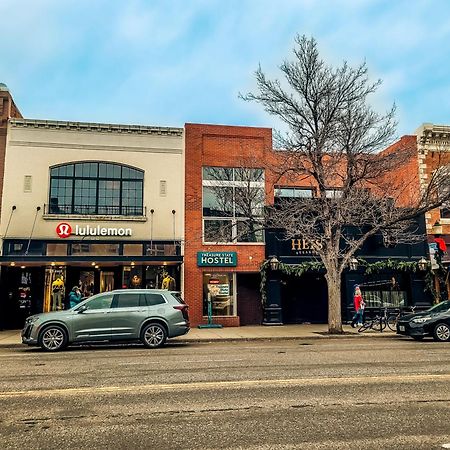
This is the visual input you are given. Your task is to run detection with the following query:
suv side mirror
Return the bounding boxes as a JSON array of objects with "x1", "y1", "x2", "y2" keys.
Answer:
[{"x1": 77, "y1": 304, "x2": 88, "y2": 313}]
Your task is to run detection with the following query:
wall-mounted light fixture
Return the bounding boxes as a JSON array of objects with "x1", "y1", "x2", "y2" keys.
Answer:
[
  {"x1": 418, "y1": 257, "x2": 428, "y2": 271},
  {"x1": 349, "y1": 257, "x2": 359, "y2": 271},
  {"x1": 269, "y1": 255, "x2": 280, "y2": 271}
]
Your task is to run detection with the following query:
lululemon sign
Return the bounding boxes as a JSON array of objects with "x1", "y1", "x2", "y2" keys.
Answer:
[
  {"x1": 56, "y1": 222, "x2": 132, "y2": 238},
  {"x1": 56, "y1": 222, "x2": 72, "y2": 238}
]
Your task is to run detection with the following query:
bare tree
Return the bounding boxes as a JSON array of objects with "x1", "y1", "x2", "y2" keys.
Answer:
[{"x1": 238, "y1": 35, "x2": 450, "y2": 333}]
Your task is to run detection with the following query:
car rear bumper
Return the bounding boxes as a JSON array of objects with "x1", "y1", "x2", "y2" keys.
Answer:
[{"x1": 170, "y1": 322, "x2": 190, "y2": 337}]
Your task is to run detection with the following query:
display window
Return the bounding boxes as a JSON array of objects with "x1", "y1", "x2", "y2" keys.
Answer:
[
  {"x1": 202, "y1": 272, "x2": 235, "y2": 316},
  {"x1": 44, "y1": 267, "x2": 67, "y2": 312}
]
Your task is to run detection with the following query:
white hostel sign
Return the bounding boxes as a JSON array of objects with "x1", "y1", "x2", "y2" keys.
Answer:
[{"x1": 56, "y1": 222, "x2": 132, "y2": 238}]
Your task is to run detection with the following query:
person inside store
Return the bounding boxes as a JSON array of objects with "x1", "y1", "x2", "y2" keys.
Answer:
[{"x1": 68, "y1": 286, "x2": 83, "y2": 309}]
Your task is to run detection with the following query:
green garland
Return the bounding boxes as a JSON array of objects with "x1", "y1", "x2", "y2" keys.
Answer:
[{"x1": 260, "y1": 258, "x2": 435, "y2": 305}]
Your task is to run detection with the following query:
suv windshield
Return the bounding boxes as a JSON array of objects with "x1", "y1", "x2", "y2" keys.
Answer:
[{"x1": 428, "y1": 300, "x2": 450, "y2": 313}]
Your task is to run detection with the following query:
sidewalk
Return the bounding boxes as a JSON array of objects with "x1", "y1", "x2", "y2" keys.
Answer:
[{"x1": 0, "y1": 324, "x2": 398, "y2": 348}]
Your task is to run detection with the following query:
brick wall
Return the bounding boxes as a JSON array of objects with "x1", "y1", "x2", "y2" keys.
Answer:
[
  {"x1": 0, "y1": 91, "x2": 22, "y2": 222},
  {"x1": 184, "y1": 123, "x2": 272, "y2": 326}
]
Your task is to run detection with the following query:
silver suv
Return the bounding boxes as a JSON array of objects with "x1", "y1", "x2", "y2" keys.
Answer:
[{"x1": 22, "y1": 289, "x2": 190, "y2": 351}]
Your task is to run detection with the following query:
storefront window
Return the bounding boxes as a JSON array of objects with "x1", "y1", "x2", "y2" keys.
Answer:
[
  {"x1": 203, "y1": 272, "x2": 235, "y2": 316},
  {"x1": 44, "y1": 267, "x2": 66, "y2": 312},
  {"x1": 145, "y1": 243, "x2": 179, "y2": 256},
  {"x1": 123, "y1": 244, "x2": 143, "y2": 256},
  {"x1": 5, "y1": 241, "x2": 45, "y2": 256},
  {"x1": 46, "y1": 243, "x2": 68, "y2": 256},
  {"x1": 71, "y1": 243, "x2": 120, "y2": 256}
]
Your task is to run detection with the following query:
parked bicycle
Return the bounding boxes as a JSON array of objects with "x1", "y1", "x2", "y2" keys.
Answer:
[
  {"x1": 358, "y1": 306, "x2": 417, "y2": 333},
  {"x1": 382, "y1": 306, "x2": 417, "y2": 331},
  {"x1": 358, "y1": 307, "x2": 397, "y2": 333}
]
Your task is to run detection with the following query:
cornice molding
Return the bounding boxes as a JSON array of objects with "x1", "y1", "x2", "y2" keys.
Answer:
[
  {"x1": 9, "y1": 118, "x2": 183, "y2": 137},
  {"x1": 8, "y1": 140, "x2": 182, "y2": 154}
]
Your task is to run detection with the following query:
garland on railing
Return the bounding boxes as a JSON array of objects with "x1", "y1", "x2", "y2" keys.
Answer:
[{"x1": 259, "y1": 258, "x2": 435, "y2": 305}]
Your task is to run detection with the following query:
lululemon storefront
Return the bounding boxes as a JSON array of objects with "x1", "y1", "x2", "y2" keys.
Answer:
[{"x1": 0, "y1": 221, "x2": 182, "y2": 329}]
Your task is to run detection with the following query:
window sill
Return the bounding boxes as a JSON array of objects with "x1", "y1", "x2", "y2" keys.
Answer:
[{"x1": 43, "y1": 214, "x2": 147, "y2": 222}]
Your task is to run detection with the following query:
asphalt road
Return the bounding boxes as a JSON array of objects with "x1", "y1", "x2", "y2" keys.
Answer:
[{"x1": 0, "y1": 337, "x2": 449, "y2": 449}]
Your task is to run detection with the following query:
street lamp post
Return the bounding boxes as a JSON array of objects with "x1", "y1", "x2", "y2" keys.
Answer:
[{"x1": 262, "y1": 255, "x2": 283, "y2": 326}]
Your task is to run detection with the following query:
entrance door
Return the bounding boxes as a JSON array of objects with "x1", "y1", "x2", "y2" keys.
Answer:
[
  {"x1": 237, "y1": 273, "x2": 263, "y2": 325},
  {"x1": 281, "y1": 274, "x2": 328, "y2": 323}
]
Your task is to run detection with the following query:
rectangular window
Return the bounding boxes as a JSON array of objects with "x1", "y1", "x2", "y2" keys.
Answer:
[
  {"x1": 203, "y1": 272, "x2": 235, "y2": 316},
  {"x1": 23, "y1": 175, "x2": 32, "y2": 193},
  {"x1": 123, "y1": 244, "x2": 143, "y2": 256},
  {"x1": 204, "y1": 219, "x2": 233, "y2": 243},
  {"x1": 202, "y1": 186, "x2": 233, "y2": 217},
  {"x1": 145, "y1": 293, "x2": 166, "y2": 306},
  {"x1": 145, "y1": 243, "x2": 179, "y2": 256},
  {"x1": 6, "y1": 241, "x2": 44, "y2": 256},
  {"x1": 71, "y1": 243, "x2": 120, "y2": 256},
  {"x1": 202, "y1": 166, "x2": 265, "y2": 243},
  {"x1": 114, "y1": 293, "x2": 142, "y2": 308},
  {"x1": 160, "y1": 180, "x2": 167, "y2": 196},
  {"x1": 325, "y1": 189, "x2": 343, "y2": 199},
  {"x1": 275, "y1": 187, "x2": 314, "y2": 198},
  {"x1": 46, "y1": 243, "x2": 68, "y2": 256}
]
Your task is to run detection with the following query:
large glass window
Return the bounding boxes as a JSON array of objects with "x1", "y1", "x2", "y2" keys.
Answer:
[
  {"x1": 203, "y1": 272, "x2": 235, "y2": 316},
  {"x1": 49, "y1": 162, "x2": 144, "y2": 216},
  {"x1": 202, "y1": 167, "x2": 265, "y2": 243}
]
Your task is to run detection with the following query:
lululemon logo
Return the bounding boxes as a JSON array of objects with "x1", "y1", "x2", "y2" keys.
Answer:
[{"x1": 56, "y1": 222, "x2": 72, "y2": 238}]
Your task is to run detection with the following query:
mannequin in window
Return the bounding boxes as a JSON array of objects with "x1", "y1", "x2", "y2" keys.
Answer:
[
  {"x1": 161, "y1": 271, "x2": 176, "y2": 291},
  {"x1": 51, "y1": 276, "x2": 65, "y2": 311},
  {"x1": 131, "y1": 274, "x2": 141, "y2": 288}
]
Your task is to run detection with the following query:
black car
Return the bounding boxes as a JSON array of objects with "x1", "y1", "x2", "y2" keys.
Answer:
[{"x1": 397, "y1": 300, "x2": 450, "y2": 341}]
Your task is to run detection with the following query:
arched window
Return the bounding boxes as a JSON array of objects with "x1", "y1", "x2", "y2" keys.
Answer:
[{"x1": 49, "y1": 162, "x2": 144, "y2": 216}]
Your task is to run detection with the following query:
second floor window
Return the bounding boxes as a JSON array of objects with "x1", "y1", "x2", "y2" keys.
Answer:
[
  {"x1": 49, "y1": 162, "x2": 144, "y2": 216},
  {"x1": 202, "y1": 167, "x2": 265, "y2": 243}
]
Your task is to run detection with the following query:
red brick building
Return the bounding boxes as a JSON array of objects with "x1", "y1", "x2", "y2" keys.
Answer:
[
  {"x1": 184, "y1": 123, "x2": 273, "y2": 327},
  {"x1": 0, "y1": 84, "x2": 22, "y2": 222}
]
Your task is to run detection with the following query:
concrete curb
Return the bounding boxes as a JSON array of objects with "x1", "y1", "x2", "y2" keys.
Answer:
[{"x1": 0, "y1": 331, "x2": 404, "y2": 349}]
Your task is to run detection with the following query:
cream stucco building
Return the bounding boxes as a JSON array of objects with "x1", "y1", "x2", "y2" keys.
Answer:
[{"x1": 1, "y1": 118, "x2": 184, "y2": 325}]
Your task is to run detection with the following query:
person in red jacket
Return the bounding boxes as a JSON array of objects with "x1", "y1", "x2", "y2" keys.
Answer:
[{"x1": 351, "y1": 285, "x2": 365, "y2": 328}]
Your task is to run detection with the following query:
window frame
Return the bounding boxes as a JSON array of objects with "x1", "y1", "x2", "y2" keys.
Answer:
[
  {"x1": 48, "y1": 162, "x2": 144, "y2": 216},
  {"x1": 202, "y1": 167, "x2": 265, "y2": 244}
]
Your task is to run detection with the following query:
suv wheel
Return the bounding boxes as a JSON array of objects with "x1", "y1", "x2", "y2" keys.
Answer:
[
  {"x1": 39, "y1": 325, "x2": 68, "y2": 351},
  {"x1": 433, "y1": 323, "x2": 450, "y2": 342},
  {"x1": 141, "y1": 323, "x2": 167, "y2": 348}
]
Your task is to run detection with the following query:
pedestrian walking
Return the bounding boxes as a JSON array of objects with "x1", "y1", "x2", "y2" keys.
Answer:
[{"x1": 351, "y1": 285, "x2": 365, "y2": 327}]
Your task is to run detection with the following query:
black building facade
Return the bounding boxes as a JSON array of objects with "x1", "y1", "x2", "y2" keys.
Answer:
[{"x1": 264, "y1": 218, "x2": 433, "y2": 325}]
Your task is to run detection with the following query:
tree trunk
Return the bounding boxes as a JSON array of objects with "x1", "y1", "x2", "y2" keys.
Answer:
[{"x1": 325, "y1": 269, "x2": 343, "y2": 334}]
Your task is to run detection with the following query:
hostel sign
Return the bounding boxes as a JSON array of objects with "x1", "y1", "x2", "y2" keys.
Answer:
[{"x1": 197, "y1": 251, "x2": 237, "y2": 267}]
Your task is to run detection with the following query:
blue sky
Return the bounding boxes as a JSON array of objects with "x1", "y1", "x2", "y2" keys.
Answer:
[{"x1": 2, "y1": 0, "x2": 450, "y2": 137}]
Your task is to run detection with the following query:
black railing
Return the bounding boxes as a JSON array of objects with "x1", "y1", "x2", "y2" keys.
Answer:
[{"x1": 44, "y1": 204, "x2": 146, "y2": 216}]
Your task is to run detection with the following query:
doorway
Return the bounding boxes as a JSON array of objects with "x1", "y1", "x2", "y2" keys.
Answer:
[{"x1": 281, "y1": 273, "x2": 328, "y2": 323}]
